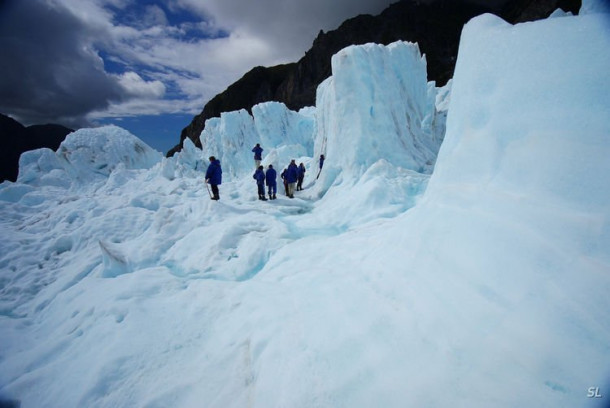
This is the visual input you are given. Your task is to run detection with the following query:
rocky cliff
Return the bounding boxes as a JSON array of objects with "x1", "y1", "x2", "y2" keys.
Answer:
[{"x1": 0, "y1": 113, "x2": 73, "y2": 182}]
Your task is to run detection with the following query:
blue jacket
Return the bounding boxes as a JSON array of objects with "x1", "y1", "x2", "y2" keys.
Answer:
[
  {"x1": 285, "y1": 163, "x2": 298, "y2": 183},
  {"x1": 205, "y1": 159, "x2": 222, "y2": 185},
  {"x1": 297, "y1": 165, "x2": 306, "y2": 178},
  {"x1": 319, "y1": 156, "x2": 325, "y2": 169},
  {"x1": 252, "y1": 146, "x2": 263, "y2": 160},
  {"x1": 265, "y1": 168, "x2": 277, "y2": 186},
  {"x1": 253, "y1": 169, "x2": 265, "y2": 185}
]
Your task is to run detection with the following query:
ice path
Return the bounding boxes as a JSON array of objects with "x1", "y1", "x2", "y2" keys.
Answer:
[{"x1": 159, "y1": 175, "x2": 328, "y2": 282}]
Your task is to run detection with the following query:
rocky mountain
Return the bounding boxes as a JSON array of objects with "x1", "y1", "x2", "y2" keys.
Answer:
[
  {"x1": 0, "y1": 113, "x2": 73, "y2": 182},
  {"x1": 169, "y1": 0, "x2": 580, "y2": 156}
]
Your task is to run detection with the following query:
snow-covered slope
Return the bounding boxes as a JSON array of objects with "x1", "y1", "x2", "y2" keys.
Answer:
[{"x1": 0, "y1": 4, "x2": 609, "y2": 408}]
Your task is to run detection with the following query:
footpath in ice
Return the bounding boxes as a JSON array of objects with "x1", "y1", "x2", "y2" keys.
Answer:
[{"x1": 1, "y1": 4, "x2": 609, "y2": 408}]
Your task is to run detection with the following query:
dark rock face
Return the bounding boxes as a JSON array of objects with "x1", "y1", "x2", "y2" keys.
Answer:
[
  {"x1": 170, "y1": 0, "x2": 581, "y2": 156},
  {"x1": 274, "y1": 1, "x2": 489, "y2": 112},
  {"x1": 500, "y1": 0, "x2": 580, "y2": 23},
  {"x1": 0, "y1": 113, "x2": 73, "y2": 182}
]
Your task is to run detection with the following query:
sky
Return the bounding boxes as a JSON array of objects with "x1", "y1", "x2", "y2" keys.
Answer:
[{"x1": 0, "y1": 0, "x2": 401, "y2": 153}]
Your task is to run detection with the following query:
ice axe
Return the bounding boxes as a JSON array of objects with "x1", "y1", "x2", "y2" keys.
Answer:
[{"x1": 205, "y1": 179, "x2": 213, "y2": 199}]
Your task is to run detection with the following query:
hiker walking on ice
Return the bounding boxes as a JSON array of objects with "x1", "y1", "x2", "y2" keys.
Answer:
[
  {"x1": 205, "y1": 156, "x2": 222, "y2": 200},
  {"x1": 252, "y1": 144, "x2": 263, "y2": 169},
  {"x1": 285, "y1": 159, "x2": 298, "y2": 198},
  {"x1": 253, "y1": 165, "x2": 267, "y2": 201},
  {"x1": 281, "y1": 168, "x2": 288, "y2": 196},
  {"x1": 266, "y1": 164, "x2": 277, "y2": 200},
  {"x1": 297, "y1": 162, "x2": 306, "y2": 191},
  {"x1": 316, "y1": 154, "x2": 325, "y2": 179}
]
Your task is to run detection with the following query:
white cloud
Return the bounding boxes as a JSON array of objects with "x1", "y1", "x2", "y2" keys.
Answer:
[
  {"x1": 177, "y1": 0, "x2": 397, "y2": 59},
  {"x1": 115, "y1": 72, "x2": 166, "y2": 98},
  {"x1": 88, "y1": 96, "x2": 200, "y2": 119}
]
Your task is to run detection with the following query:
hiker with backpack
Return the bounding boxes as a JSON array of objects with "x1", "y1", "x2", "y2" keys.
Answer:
[
  {"x1": 252, "y1": 144, "x2": 263, "y2": 169},
  {"x1": 266, "y1": 164, "x2": 277, "y2": 200},
  {"x1": 296, "y1": 162, "x2": 306, "y2": 191},
  {"x1": 253, "y1": 165, "x2": 267, "y2": 201},
  {"x1": 205, "y1": 156, "x2": 222, "y2": 200}
]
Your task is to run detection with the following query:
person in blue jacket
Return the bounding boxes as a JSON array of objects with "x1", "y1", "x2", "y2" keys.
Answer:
[
  {"x1": 316, "y1": 154, "x2": 325, "y2": 179},
  {"x1": 265, "y1": 164, "x2": 277, "y2": 200},
  {"x1": 280, "y1": 168, "x2": 288, "y2": 196},
  {"x1": 296, "y1": 162, "x2": 306, "y2": 191},
  {"x1": 285, "y1": 159, "x2": 298, "y2": 198},
  {"x1": 205, "y1": 156, "x2": 222, "y2": 200},
  {"x1": 253, "y1": 165, "x2": 267, "y2": 201},
  {"x1": 252, "y1": 144, "x2": 263, "y2": 168}
]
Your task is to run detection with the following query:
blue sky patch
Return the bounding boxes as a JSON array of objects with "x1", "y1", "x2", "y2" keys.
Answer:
[{"x1": 98, "y1": 113, "x2": 195, "y2": 153}]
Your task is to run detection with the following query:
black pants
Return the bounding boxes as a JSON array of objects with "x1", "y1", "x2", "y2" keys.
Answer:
[
  {"x1": 257, "y1": 184, "x2": 265, "y2": 196},
  {"x1": 268, "y1": 183, "x2": 277, "y2": 196},
  {"x1": 210, "y1": 184, "x2": 219, "y2": 199}
]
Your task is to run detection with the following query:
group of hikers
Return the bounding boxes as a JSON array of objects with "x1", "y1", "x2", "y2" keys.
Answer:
[
  {"x1": 204, "y1": 143, "x2": 325, "y2": 202},
  {"x1": 253, "y1": 143, "x2": 308, "y2": 201}
]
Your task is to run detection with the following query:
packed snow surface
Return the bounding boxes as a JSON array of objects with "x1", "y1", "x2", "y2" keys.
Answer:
[{"x1": 1, "y1": 4, "x2": 609, "y2": 408}]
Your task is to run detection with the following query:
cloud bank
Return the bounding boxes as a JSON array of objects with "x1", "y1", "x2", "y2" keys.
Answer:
[{"x1": 0, "y1": 0, "x2": 396, "y2": 129}]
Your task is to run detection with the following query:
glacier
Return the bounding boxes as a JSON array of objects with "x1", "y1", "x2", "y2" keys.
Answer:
[{"x1": 0, "y1": 3, "x2": 609, "y2": 408}]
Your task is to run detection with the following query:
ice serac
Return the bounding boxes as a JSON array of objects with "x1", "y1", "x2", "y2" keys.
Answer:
[
  {"x1": 314, "y1": 41, "x2": 444, "y2": 186},
  {"x1": 304, "y1": 41, "x2": 445, "y2": 227},
  {"x1": 17, "y1": 125, "x2": 161, "y2": 187},
  {"x1": 199, "y1": 102, "x2": 315, "y2": 180}
]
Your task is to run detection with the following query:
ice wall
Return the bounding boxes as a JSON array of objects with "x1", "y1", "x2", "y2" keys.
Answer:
[
  {"x1": 314, "y1": 41, "x2": 445, "y2": 188},
  {"x1": 428, "y1": 11, "x2": 610, "y2": 216},
  {"x1": 299, "y1": 40, "x2": 447, "y2": 227},
  {"x1": 199, "y1": 102, "x2": 315, "y2": 180}
]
